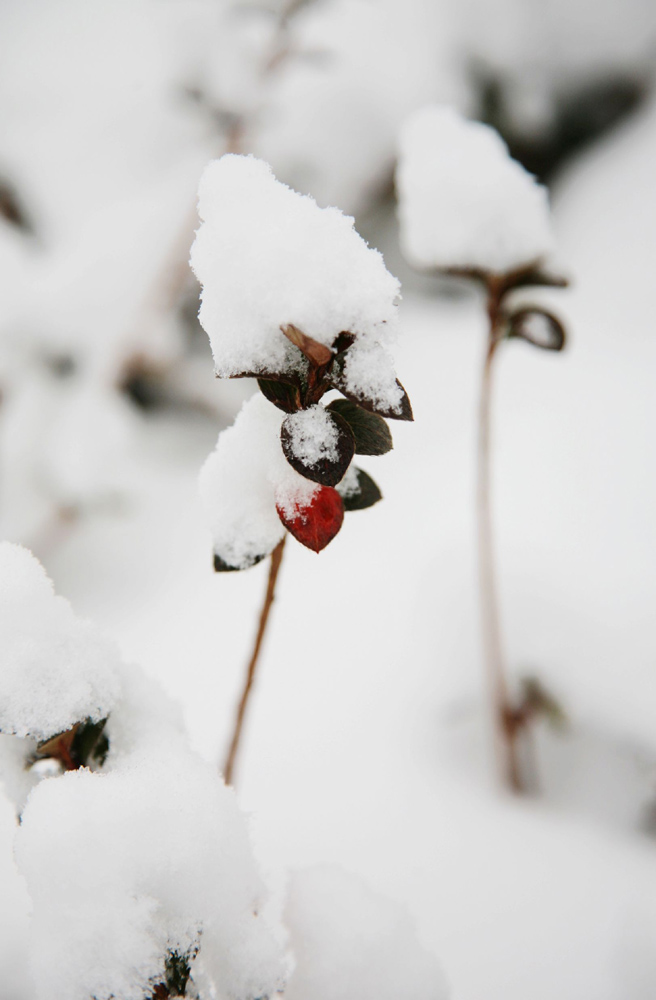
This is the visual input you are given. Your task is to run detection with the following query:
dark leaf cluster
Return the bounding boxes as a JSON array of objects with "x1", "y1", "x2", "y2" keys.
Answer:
[{"x1": 214, "y1": 325, "x2": 412, "y2": 569}]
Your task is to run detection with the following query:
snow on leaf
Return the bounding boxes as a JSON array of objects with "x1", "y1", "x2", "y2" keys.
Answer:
[
  {"x1": 281, "y1": 405, "x2": 355, "y2": 487},
  {"x1": 276, "y1": 486, "x2": 344, "y2": 552}
]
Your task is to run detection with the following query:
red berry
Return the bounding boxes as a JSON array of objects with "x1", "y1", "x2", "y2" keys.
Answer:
[{"x1": 276, "y1": 486, "x2": 344, "y2": 552}]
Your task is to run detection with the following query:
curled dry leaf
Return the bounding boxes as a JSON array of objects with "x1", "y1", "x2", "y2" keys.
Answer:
[
  {"x1": 281, "y1": 324, "x2": 333, "y2": 366},
  {"x1": 508, "y1": 307, "x2": 566, "y2": 351}
]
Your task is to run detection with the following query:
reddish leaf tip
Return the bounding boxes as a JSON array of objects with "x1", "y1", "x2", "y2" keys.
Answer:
[{"x1": 276, "y1": 486, "x2": 344, "y2": 552}]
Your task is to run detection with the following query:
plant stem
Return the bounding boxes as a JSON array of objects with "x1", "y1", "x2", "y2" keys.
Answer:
[
  {"x1": 223, "y1": 537, "x2": 287, "y2": 786},
  {"x1": 477, "y1": 283, "x2": 524, "y2": 793}
]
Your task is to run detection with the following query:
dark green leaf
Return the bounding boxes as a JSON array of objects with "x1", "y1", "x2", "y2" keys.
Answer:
[
  {"x1": 330, "y1": 362, "x2": 413, "y2": 421},
  {"x1": 257, "y1": 377, "x2": 301, "y2": 413},
  {"x1": 213, "y1": 552, "x2": 266, "y2": 572},
  {"x1": 71, "y1": 717, "x2": 109, "y2": 767},
  {"x1": 508, "y1": 307, "x2": 566, "y2": 351},
  {"x1": 281, "y1": 409, "x2": 355, "y2": 487},
  {"x1": 327, "y1": 397, "x2": 392, "y2": 455},
  {"x1": 338, "y1": 467, "x2": 382, "y2": 511}
]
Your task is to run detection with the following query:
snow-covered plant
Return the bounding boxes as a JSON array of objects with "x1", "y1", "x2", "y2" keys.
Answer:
[
  {"x1": 191, "y1": 153, "x2": 412, "y2": 781},
  {"x1": 397, "y1": 106, "x2": 567, "y2": 794},
  {"x1": 0, "y1": 542, "x2": 285, "y2": 1000},
  {"x1": 0, "y1": 545, "x2": 450, "y2": 1000}
]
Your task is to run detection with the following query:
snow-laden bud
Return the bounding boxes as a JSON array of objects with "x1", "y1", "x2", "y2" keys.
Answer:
[
  {"x1": 396, "y1": 106, "x2": 554, "y2": 275},
  {"x1": 0, "y1": 542, "x2": 121, "y2": 742},
  {"x1": 284, "y1": 866, "x2": 449, "y2": 1000}
]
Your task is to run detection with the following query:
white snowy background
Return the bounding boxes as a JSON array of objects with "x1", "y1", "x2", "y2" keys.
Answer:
[{"x1": 2, "y1": 0, "x2": 656, "y2": 997}]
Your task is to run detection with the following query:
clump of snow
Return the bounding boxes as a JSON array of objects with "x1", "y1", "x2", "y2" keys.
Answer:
[
  {"x1": 199, "y1": 394, "x2": 318, "y2": 569},
  {"x1": 284, "y1": 406, "x2": 340, "y2": 469},
  {"x1": 190, "y1": 154, "x2": 403, "y2": 412},
  {"x1": 284, "y1": 866, "x2": 449, "y2": 1000},
  {"x1": 16, "y1": 749, "x2": 285, "y2": 1000},
  {"x1": 0, "y1": 733, "x2": 40, "y2": 816},
  {"x1": 0, "y1": 543, "x2": 121, "y2": 741},
  {"x1": 340, "y1": 340, "x2": 404, "y2": 413},
  {"x1": 102, "y1": 662, "x2": 187, "y2": 768},
  {"x1": 396, "y1": 106, "x2": 554, "y2": 274}
]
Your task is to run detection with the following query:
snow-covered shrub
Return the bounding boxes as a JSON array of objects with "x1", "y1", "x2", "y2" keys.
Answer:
[
  {"x1": 0, "y1": 546, "x2": 451, "y2": 1000},
  {"x1": 0, "y1": 542, "x2": 285, "y2": 1000},
  {"x1": 396, "y1": 107, "x2": 567, "y2": 793},
  {"x1": 192, "y1": 153, "x2": 411, "y2": 570}
]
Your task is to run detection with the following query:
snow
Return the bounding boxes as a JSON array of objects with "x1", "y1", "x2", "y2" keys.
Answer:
[
  {"x1": 283, "y1": 406, "x2": 341, "y2": 469},
  {"x1": 0, "y1": 543, "x2": 121, "y2": 741},
  {"x1": 2, "y1": 5, "x2": 656, "y2": 999},
  {"x1": 16, "y1": 749, "x2": 285, "y2": 1000},
  {"x1": 199, "y1": 394, "x2": 317, "y2": 570},
  {"x1": 396, "y1": 106, "x2": 554, "y2": 274},
  {"x1": 190, "y1": 154, "x2": 404, "y2": 412},
  {"x1": 284, "y1": 865, "x2": 449, "y2": 1000}
]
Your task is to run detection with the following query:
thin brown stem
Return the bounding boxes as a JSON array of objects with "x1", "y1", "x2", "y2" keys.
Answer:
[
  {"x1": 477, "y1": 285, "x2": 524, "y2": 793},
  {"x1": 223, "y1": 537, "x2": 287, "y2": 785}
]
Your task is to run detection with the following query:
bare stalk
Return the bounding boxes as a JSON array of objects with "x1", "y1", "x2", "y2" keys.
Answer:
[
  {"x1": 223, "y1": 537, "x2": 287, "y2": 785},
  {"x1": 477, "y1": 283, "x2": 524, "y2": 793}
]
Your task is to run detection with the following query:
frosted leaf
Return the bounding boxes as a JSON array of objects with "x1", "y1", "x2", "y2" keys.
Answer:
[
  {"x1": 284, "y1": 866, "x2": 449, "y2": 1000},
  {"x1": 396, "y1": 106, "x2": 554, "y2": 274},
  {"x1": 283, "y1": 406, "x2": 340, "y2": 469},
  {"x1": 16, "y1": 751, "x2": 285, "y2": 1000},
  {"x1": 199, "y1": 394, "x2": 317, "y2": 570},
  {"x1": 190, "y1": 154, "x2": 402, "y2": 412},
  {"x1": 340, "y1": 340, "x2": 404, "y2": 414},
  {"x1": 0, "y1": 543, "x2": 121, "y2": 741},
  {"x1": 335, "y1": 464, "x2": 361, "y2": 499}
]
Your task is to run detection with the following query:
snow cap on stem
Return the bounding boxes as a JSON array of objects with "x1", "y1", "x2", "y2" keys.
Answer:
[
  {"x1": 190, "y1": 153, "x2": 403, "y2": 412},
  {"x1": 396, "y1": 106, "x2": 554, "y2": 274}
]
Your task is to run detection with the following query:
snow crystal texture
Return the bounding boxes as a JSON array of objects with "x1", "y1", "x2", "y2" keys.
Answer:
[
  {"x1": 396, "y1": 106, "x2": 554, "y2": 274},
  {"x1": 16, "y1": 750, "x2": 285, "y2": 1000},
  {"x1": 284, "y1": 405, "x2": 340, "y2": 468}
]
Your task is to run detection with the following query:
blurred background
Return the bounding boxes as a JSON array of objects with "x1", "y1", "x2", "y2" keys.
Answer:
[{"x1": 1, "y1": 0, "x2": 656, "y2": 997}]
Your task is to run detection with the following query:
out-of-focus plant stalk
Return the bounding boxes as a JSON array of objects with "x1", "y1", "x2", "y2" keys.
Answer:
[
  {"x1": 476, "y1": 279, "x2": 523, "y2": 793},
  {"x1": 223, "y1": 537, "x2": 286, "y2": 786}
]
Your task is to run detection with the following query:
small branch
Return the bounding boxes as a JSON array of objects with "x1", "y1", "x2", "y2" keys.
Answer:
[
  {"x1": 477, "y1": 282, "x2": 524, "y2": 793},
  {"x1": 223, "y1": 537, "x2": 287, "y2": 785}
]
